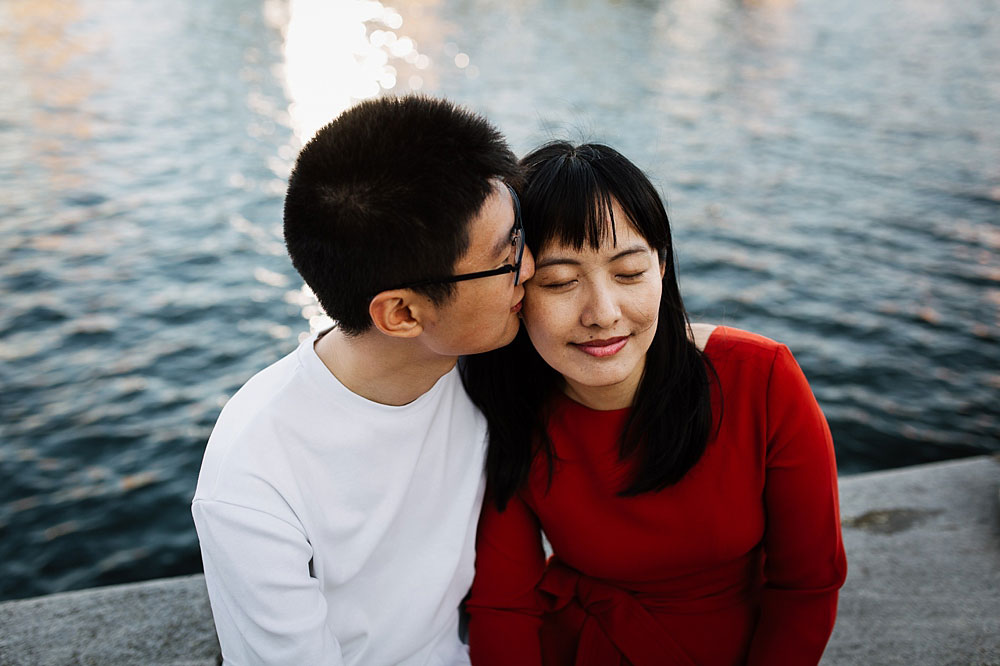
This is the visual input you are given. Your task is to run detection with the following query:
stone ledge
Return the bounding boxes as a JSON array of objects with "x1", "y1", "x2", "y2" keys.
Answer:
[
  {"x1": 0, "y1": 574, "x2": 218, "y2": 666},
  {"x1": 823, "y1": 455, "x2": 1000, "y2": 665},
  {"x1": 1, "y1": 456, "x2": 998, "y2": 665}
]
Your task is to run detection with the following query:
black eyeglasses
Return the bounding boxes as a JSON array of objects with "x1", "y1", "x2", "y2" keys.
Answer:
[{"x1": 386, "y1": 183, "x2": 525, "y2": 291}]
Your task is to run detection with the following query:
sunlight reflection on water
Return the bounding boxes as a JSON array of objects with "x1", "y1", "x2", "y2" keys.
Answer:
[{"x1": 277, "y1": 0, "x2": 438, "y2": 142}]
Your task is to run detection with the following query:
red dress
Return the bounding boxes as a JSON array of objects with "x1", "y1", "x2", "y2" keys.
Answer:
[{"x1": 467, "y1": 327, "x2": 847, "y2": 666}]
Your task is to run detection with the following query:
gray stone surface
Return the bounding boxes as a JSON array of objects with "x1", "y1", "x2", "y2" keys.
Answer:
[
  {"x1": 0, "y1": 574, "x2": 219, "y2": 666},
  {"x1": 1, "y1": 456, "x2": 997, "y2": 665},
  {"x1": 823, "y1": 455, "x2": 1000, "y2": 665}
]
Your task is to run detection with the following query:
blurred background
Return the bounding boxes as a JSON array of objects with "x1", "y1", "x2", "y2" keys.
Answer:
[{"x1": 1, "y1": 0, "x2": 997, "y2": 602}]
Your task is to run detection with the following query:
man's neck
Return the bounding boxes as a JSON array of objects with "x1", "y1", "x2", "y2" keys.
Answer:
[{"x1": 313, "y1": 327, "x2": 458, "y2": 407}]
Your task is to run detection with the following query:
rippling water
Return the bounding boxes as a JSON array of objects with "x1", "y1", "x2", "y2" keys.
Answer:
[{"x1": 1, "y1": 0, "x2": 997, "y2": 601}]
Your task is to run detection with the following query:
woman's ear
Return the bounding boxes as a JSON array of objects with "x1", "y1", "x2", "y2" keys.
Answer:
[
  {"x1": 368, "y1": 290, "x2": 424, "y2": 338},
  {"x1": 659, "y1": 257, "x2": 667, "y2": 280}
]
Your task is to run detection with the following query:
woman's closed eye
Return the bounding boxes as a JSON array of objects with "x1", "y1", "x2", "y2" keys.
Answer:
[
  {"x1": 537, "y1": 267, "x2": 647, "y2": 289},
  {"x1": 540, "y1": 278, "x2": 578, "y2": 290}
]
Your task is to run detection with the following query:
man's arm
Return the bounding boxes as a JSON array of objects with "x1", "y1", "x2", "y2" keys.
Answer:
[{"x1": 193, "y1": 498, "x2": 344, "y2": 666}]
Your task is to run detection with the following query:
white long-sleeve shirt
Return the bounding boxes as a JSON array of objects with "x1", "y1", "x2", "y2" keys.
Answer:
[{"x1": 192, "y1": 332, "x2": 487, "y2": 665}]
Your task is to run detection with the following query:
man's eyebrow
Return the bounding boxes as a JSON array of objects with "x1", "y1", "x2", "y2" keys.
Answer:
[{"x1": 536, "y1": 245, "x2": 649, "y2": 269}]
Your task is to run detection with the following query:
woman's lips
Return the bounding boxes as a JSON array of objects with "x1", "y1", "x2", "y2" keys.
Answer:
[
  {"x1": 574, "y1": 336, "x2": 628, "y2": 357},
  {"x1": 511, "y1": 300, "x2": 523, "y2": 314}
]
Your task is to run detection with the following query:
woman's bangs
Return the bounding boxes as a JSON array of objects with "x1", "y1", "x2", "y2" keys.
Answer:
[
  {"x1": 525, "y1": 166, "x2": 623, "y2": 253},
  {"x1": 519, "y1": 141, "x2": 668, "y2": 257}
]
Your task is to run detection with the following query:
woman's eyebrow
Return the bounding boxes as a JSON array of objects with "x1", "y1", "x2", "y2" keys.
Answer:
[
  {"x1": 536, "y1": 245, "x2": 649, "y2": 269},
  {"x1": 608, "y1": 246, "x2": 650, "y2": 262},
  {"x1": 534, "y1": 256, "x2": 580, "y2": 269}
]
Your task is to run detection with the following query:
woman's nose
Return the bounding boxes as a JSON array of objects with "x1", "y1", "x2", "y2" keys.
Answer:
[{"x1": 580, "y1": 283, "x2": 621, "y2": 329}]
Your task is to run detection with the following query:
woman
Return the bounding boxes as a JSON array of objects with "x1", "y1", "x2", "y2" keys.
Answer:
[{"x1": 461, "y1": 142, "x2": 847, "y2": 665}]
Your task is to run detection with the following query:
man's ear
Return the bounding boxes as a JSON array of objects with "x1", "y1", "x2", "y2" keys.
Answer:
[{"x1": 368, "y1": 290, "x2": 425, "y2": 338}]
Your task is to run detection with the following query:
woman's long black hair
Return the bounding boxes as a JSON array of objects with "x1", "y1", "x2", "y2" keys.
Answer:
[{"x1": 461, "y1": 142, "x2": 717, "y2": 511}]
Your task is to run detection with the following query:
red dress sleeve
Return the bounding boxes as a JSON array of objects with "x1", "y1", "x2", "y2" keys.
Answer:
[
  {"x1": 746, "y1": 344, "x2": 848, "y2": 665},
  {"x1": 467, "y1": 489, "x2": 547, "y2": 666}
]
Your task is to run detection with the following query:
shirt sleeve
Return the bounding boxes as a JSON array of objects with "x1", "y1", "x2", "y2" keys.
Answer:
[
  {"x1": 192, "y1": 498, "x2": 344, "y2": 666},
  {"x1": 466, "y1": 489, "x2": 547, "y2": 666},
  {"x1": 746, "y1": 345, "x2": 848, "y2": 666}
]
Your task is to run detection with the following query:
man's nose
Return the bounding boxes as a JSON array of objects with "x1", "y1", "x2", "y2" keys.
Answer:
[{"x1": 518, "y1": 245, "x2": 536, "y2": 284}]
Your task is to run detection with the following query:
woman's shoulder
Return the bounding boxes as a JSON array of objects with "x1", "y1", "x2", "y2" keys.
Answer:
[{"x1": 696, "y1": 324, "x2": 790, "y2": 366}]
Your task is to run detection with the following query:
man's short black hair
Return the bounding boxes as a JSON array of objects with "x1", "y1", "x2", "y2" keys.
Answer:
[{"x1": 283, "y1": 95, "x2": 520, "y2": 336}]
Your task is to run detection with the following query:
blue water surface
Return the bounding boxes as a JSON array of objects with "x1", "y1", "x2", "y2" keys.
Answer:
[{"x1": 1, "y1": 0, "x2": 998, "y2": 601}]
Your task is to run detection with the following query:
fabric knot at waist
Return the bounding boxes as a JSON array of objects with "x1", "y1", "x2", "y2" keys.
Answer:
[{"x1": 537, "y1": 556, "x2": 759, "y2": 666}]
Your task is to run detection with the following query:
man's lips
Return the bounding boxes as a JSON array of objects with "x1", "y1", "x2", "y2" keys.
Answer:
[
  {"x1": 511, "y1": 300, "x2": 523, "y2": 314},
  {"x1": 574, "y1": 336, "x2": 628, "y2": 357}
]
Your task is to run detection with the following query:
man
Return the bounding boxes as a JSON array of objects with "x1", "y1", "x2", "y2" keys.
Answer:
[{"x1": 192, "y1": 96, "x2": 534, "y2": 665}]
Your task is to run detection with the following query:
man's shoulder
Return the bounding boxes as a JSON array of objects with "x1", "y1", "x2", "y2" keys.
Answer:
[
  {"x1": 193, "y1": 335, "x2": 486, "y2": 505},
  {"x1": 213, "y1": 346, "x2": 307, "y2": 439},
  {"x1": 193, "y1": 343, "x2": 317, "y2": 501}
]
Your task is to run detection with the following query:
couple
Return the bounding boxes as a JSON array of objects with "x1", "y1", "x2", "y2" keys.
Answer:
[{"x1": 192, "y1": 96, "x2": 846, "y2": 666}]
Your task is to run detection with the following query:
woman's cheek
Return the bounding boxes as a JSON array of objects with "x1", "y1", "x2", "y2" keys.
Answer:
[
  {"x1": 640, "y1": 298, "x2": 660, "y2": 329},
  {"x1": 522, "y1": 292, "x2": 572, "y2": 353},
  {"x1": 640, "y1": 283, "x2": 663, "y2": 326},
  {"x1": 522, "y1": 286, "x2": 558, "y2": 324}
]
